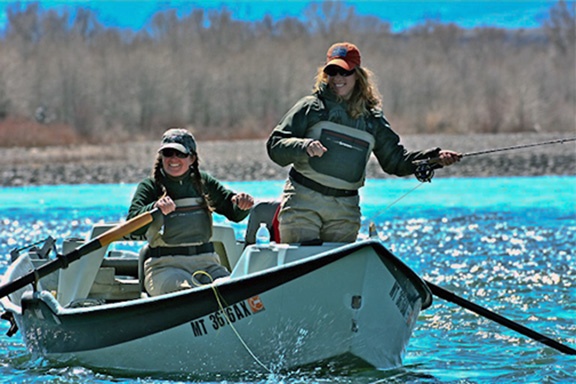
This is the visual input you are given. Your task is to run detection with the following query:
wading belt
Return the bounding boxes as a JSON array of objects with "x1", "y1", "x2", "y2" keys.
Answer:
[
  {"x1": 149, "y1": 242, "x2": 214, "y2": 258},
  {"x1": 289, "y1": 168, "x2": 358, "y2": 197}
]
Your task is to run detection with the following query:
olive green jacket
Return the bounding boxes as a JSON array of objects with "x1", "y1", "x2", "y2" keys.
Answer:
[
  {"x1": 127, "y1": 170, "x2": 249, "y2": 236},
  {"x1": 267, "y1": 85, "x2": 439, "y2": 177}
]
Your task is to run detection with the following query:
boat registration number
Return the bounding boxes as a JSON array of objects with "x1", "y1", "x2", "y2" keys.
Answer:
[
  {"x1": 189, "y1": 296, "x2": 265, "y2": 337},
  {"x1": 389, "y1": 282, "x2": 415, "y2": 323}
]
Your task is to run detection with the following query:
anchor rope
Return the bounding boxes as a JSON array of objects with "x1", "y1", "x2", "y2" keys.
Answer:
[{"x1": 192, "y1": 270, "x2": 273, "y2": 373}]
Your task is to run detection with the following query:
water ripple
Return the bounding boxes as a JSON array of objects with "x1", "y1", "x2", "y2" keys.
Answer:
[{"x1": 1, "y1": 178, "x2": 575, "y2": 383}]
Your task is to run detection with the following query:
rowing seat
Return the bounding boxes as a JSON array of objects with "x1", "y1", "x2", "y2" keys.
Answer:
[{"x1": 244, "y1": 200, "x2": 281, "y2": 245}]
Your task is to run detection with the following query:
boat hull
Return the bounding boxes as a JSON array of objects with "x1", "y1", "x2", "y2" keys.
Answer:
[{"x1": 10, "y1": 241, "x2": 431, "y2": 375}]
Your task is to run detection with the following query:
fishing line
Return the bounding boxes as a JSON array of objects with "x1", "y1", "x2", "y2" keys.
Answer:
[
  {"x1": 192, "y1": 270, "x2": 274, "y2": 373},
  {"x1": 365, "y1": 136, "x2": 576, "y2": 232},
  {"x1": 362, "y1": 182, "x2": 426, "y2": 234}
]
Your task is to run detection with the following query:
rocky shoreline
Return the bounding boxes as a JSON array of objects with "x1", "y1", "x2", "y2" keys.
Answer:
[{"x1": 1, "y1": 133, "x2": 574, "y2": 187}]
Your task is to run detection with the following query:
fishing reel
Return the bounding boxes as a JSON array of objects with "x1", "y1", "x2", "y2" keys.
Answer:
[{"x1": 414, "y1": 163, "x2": 435, "y2": 183}]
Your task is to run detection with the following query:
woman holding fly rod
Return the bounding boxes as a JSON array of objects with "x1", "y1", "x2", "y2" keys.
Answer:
[
  {"x1": 127, "y1": 128, "x2": 254, "y2": 296},
  {"x1": 267, "y1": 42, "x2": 461, "y2": 244}
]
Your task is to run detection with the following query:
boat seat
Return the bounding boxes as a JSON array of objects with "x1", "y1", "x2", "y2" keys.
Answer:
[
  {"x1": 100, "y1": 257, "x2": 139, "y2": 277},
  {"x1": 244, "y1": 200, "x2": 281, "y2": 245}
]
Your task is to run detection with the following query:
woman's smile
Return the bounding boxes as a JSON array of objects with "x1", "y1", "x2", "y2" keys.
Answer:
[
  {"x1": 329, "y1": 73, "x2": 356, "y2": 99},
  {"x1": 163, "y1": 155, "x2": 195, "y2": 177}
]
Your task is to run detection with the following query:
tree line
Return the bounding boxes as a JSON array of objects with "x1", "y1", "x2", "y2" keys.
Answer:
[{"x1": 0, "y1": 1, "x2": 574, "y2": 146}]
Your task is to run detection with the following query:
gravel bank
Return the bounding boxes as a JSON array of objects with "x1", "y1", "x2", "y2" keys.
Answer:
[{"x1": 1, "y1": 133, "x2": 574, "y2": 187}]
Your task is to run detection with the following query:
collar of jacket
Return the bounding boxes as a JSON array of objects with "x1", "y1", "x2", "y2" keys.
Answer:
[{"x1": 160, "y1": 168, "x2": 193, "y2": 184}]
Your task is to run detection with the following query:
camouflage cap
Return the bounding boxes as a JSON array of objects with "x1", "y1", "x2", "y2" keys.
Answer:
[{"x1": 158, "y1": 128, "x2": 197, "y2": 155}]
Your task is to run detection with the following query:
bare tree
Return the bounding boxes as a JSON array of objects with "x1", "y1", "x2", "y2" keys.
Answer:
[{"x1": 0, "y1": 1, "x2": 573, "y2": 146}]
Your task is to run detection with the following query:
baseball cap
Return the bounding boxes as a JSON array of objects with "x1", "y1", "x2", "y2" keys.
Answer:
[
  {"x1": 325, "y1": 42, "x2": 361, "y2": 71},
  {"x1": 158, "y1": 128, "x2": 197, "y2": 155}
]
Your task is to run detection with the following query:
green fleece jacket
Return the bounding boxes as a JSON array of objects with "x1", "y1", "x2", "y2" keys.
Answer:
[
  {"x1": 266, "y1": 85, "x2": 440, "y2": 177},
  {"x1": 127, "y1": 170, "x2": 249, "y2": 236}
]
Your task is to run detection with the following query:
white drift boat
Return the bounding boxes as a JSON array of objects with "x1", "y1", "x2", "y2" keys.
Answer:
[{"x1": 0, "y1": 216, "x2": 432, "y2": 375}]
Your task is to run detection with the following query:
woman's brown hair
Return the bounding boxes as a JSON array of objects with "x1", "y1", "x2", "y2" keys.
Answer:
[{"x1": 151, "y1": 153, "x2": 213, "y2": 210}]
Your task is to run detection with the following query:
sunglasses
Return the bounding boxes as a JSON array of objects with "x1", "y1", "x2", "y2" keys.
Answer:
[
  {"x1": 161, "y1": 148, "x2": 188, "y2": 158},
  {"x1": 324, "y1": 66, "x2": 355, "y2": 77}
]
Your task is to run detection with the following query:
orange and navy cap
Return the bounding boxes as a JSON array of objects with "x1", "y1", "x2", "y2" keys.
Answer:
[{"x1": 324, "y1": 42, "x2": 361, "y2": 71}]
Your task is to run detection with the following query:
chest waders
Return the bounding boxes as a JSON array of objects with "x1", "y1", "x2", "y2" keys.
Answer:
[
  {"x1": 146, "y1": 197, "x2": 213, "y2": 248},
  {"x1": 293, "y1": 121, "x2": 375, "y2": 191}
]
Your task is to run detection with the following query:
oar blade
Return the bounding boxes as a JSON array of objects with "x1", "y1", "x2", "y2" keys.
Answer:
[{"x1": 426, "y1": 280, "x2": 576, "y2": 355}]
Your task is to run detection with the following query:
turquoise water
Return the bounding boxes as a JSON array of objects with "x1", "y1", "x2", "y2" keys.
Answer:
[{"x1": 0, "y1": 176, "x2": 575, "y2": 383}]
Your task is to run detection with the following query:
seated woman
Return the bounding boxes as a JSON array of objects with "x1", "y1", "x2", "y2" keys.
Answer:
[{"x1": 127, "y1": 128, "x2": 254, "y2": 296}]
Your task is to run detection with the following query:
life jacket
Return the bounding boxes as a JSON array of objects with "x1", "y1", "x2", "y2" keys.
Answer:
[
  {"x1": 293, "y1": 120, "x2": 376, "y2": 190},
  {"x1": 146, "y1": 197, "x2": 213, "y2": 247}
]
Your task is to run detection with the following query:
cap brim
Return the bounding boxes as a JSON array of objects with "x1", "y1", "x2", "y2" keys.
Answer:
[
  {"x1": 324, "y1": 59, "x2": 354, "y2": 71},
  {"x1": 158, "y1": 143, "x2": 189, "y2": 154}
]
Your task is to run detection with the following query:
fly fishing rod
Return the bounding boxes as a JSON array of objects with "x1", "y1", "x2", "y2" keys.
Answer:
[
  {"x1": 365, "y1": 136, "x2": 576, "y2": 217},
  {"x1": 413, "y1": 136, "x2": 576, "y2": 166}
]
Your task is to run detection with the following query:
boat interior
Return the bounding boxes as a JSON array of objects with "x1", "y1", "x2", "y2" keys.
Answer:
[
  {"x1": 16, "y1": 222, "x2": 249, "y2": 307},
  {"x1": 4, "y1": 203, "x2": 349, "y2": 309},
  {"x1": 2, "y1": 201, "x2": 431, "y2": 315}
]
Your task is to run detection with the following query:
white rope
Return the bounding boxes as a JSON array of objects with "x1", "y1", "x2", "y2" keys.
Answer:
[{"x1": 192, "y1": 270, "x2": 273, "y2": 373}]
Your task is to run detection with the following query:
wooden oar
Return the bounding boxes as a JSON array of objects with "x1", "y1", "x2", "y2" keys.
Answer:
[
  {"x1": 426, "y1": 280, "x2": 576, "y2": 355},
  {"x1": 0, "y1": 209, "x2": 160, "y2": 299}
]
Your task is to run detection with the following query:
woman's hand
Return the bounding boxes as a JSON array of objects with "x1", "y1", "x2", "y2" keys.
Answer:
[
  {"x1": 231, "y1": 193, "x2": 255, "y2": 210},
  {"x1": 154, "y1": 195, "x2": 176, "y2": 215},
  {"x1": 306, "y1": 140, "x2": 328, "y2": 157},
  {"x1": 437, "y1": 150, "x2": 462, "y2": 166}
]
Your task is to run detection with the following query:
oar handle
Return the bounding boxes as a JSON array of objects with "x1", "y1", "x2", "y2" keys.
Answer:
[
  {"x1": 0, "y1": 209, "x2": 160, "y2": 299},
  {"x1": 97, "y1": 208, "x2": 159, "y2": 246},
  {"x1": 426, "y1": 280, "x2": 576, "y2": 355}
]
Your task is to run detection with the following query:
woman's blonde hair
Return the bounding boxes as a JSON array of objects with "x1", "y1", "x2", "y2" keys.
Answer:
[{"x1": 313, "y1": 66, "x2": 382, "y2": 119}]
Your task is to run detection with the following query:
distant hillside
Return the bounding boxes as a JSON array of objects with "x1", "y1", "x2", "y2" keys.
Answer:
[
  {"x1": 1, "y1": 133, "x2": 574, "y2": 186},
  {"x1": 0, "y1": 1, "x2": 574, "y2": 147}
]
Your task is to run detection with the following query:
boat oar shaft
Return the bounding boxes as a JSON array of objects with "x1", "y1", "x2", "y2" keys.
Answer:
[
  {"x1": 413, "y1": 137, "x2": 576, "y2": 165},
  {"x1": 426, "y1": 280, "x2": 576, "y2": 355},
  {"x1": 0, "y1": 209, "x2": 160, "y2": 299}
]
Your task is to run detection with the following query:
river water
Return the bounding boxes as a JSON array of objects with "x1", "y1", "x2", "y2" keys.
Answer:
[{"x1": 0, "y1": 176, "x2": 575, "y2": 383}]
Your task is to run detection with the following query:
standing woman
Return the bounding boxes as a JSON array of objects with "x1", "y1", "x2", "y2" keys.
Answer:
[
  {"x1": 267, "y1": 42, "x2": 460, "y2": 244},
  {"x1": 127, "y1": 128, "x2": 254, "y2": 296}
]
